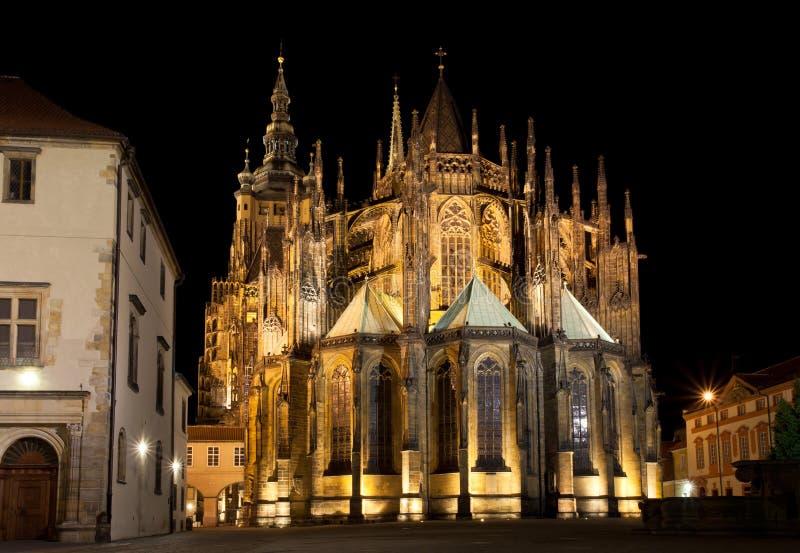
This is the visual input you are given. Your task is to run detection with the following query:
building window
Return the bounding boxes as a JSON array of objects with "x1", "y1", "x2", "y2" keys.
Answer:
[
  {"x1": 476, "y1": 356, "x2": 504, "y2": 470},
  {"x1": 707, "y1": 414, "x2": 715, "y2": 424},
  {"x1": 697, "y1": 444, "x2": 705, "y2": 469},
  {"x1": 773, "y1": 394, "x2": 782, "y2": 406},
  {"x1": 3, "y1": 158, "x2": 34, "y2": 202},
  {"x1": 0, "y1": 288, "x2": 45, "y2": 367},
  {"x1": 181, "y1": 399, "x2": 187, "y2": 432},
  {"x1": 737, "y1": 404, "x2": 746, "y2": 416},
  {"x1": 117, "y1": 429, "x2": 127, "y2": 483},
  {"x1": 139, "y1": 211, "x2": 148, "y2": 263},
  {"x1": 571, "y1": 369, "x2": 591, "y2": 473},
  {"x1": 739, "y1": 435, "x2": 749, "y2": 460},
  {"x1": 709, "y1": 442, "x2": 717, "y2": 466},
  {"x1": 722, "y1": 438, "x2": 731, "y2": 464},
  {"x1": 694, "y1": 418, "x2": 701, "y2": 428},
  {"x1": 155, "y1": 441, "x2": 163, "y2": 495},
  {"x1": 366, "y1": 363, "x2": 393, "y2": 474},
  {"x1": 156, "y1": 351, "x2": 165, "y2": 415},
  {"x1": 435, "y1": 361, "x2": 459, "y2": 473},
  {"x1": 679, "y1": 454, "x2": 686, "y2": 473},
  {"x1": 128, "y1": 314, "x2": 139, "y2": 391},
  {"x1": 233, "y1": 447, "x2": 245, "y2": 467},
  {"x1": 758, "y1": 431, "x2": 769, "y2": 458},
  {"x1": 207, "y1": 446, "x2": 219, "y2": 467},
  {"x1": 186, "y1": 446, "x2": 193, "y2": 467},
  {"x1": 327, "y1": 365, "x2": 351, "y2": 475},
  {"x1": 160, "y1": 261, "x2": 166, "y2": 299},
  {"x1": 756, "y1": 398, "x2": 766, "y2": 411},
  {"x1": 126, "y1": 190, "x2": 134, "y2": 238},
  {"x1": 720, "y1": 409, "x2": 728, "y2": 421},
  {"x1": 440, "y1": 201, "x2": 472, "y2": 307}
]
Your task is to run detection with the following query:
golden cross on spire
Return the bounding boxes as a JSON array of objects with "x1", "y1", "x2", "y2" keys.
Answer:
[
  {"x1": 392, "y1": 73, "x2": 399, "y2": 94},
  {"x1": 278, "y1": 40, "x2": 284, "y2": 68},
  {"x1": 435, "y1": 46, "x2": 447, "y2": 76}
]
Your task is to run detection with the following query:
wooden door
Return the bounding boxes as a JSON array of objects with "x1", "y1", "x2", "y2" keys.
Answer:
[{"x1": 0, "y1": 468, "x2": 56, "y2": 540}]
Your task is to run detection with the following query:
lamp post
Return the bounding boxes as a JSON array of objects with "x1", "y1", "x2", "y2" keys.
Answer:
[{"x1": 703, "y1": 392, "x2": 724, "y2": 495}]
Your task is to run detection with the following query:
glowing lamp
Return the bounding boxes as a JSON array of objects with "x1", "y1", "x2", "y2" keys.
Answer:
[
  {"x1": 702, "y1": 391, "x2": 714, "y2": 402},
  {"x1": 136, "y1": 439, "x2": 150, "y2": 458}
]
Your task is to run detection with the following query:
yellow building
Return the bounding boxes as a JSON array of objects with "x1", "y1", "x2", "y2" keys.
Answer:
[
  {"x1": 660, "y1": 430, "x2": 691, "y2": 497},
  {"x1": 185, "y1": 426, "x2": 244, "y2": 527},
  {"x1": 195, "y1": 53, "x2": 661, "y2": 524},
  {"x1": 683, "y1": 357, "x2": 799, "y2": 496}
]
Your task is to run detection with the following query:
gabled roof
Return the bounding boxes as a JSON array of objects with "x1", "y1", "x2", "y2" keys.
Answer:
[
  {"x1": 433, "y1": 275, "x2": 527, "y2": 332},
  {"x1": 736, "y1": 356, "x2": 800, "y2": 390},
  {"x1": 561, "y1": 285, "x2": 614, "y2": 342},
  {"x1": 419, "y1": 76, "x2": 467, "y2": 154},
  {"x1": 0, "y1": 76, "x2": 122, "y2": 139},
  {"x1": 326, "y1": 282, "x2": 402, "y2": 338},
  {"x1": 187, "y1": 426, "x2": 244, "y2": 442}
]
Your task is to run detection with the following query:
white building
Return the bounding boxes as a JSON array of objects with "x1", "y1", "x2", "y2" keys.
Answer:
[{"x1": 0, "y1": 76, "x2": 186, "y2": 542}]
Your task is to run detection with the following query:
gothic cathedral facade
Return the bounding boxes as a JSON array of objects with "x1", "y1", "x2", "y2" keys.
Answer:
[{"x1": 196, "y1": 55, "x2": 660, "y2": 524}]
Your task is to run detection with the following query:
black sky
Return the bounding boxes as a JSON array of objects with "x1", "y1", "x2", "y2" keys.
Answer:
[{"x1": 3, "y1": 11, "x2": 794, "y2": 435}]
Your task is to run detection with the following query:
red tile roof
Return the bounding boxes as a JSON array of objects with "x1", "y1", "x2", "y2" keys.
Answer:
[
  {"x1": 737, "y1": 356, "x2": 800, "y2": 390},
  {"x1": 0, "y1": 76, "x2": 123, "y2": 139},
  {"x1": 187, "y1": 426, "x2": 245, "y2": 442}
]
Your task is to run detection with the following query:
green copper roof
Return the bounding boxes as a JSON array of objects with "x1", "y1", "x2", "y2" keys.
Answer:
[
  {"x1": 326, "y1": 282, "x2": 402, "y2": 338},
  {"x1": 433, "y1": 275, "x2": 527, "y2": 332},
  {"x1": 561, "y1": 284, "x2": 614, "y2": 342}
]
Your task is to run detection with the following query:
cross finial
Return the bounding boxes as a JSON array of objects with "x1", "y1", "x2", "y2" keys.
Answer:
[
  {"x1": 392, "y1": 73, "x2": 399, "y2": 94},
  {"x1": 435, "y1": 46, "x2": 447, "y2": 76},
  {"x1": 245, "y1": 138, "x2": 250, "y2": 163},
  {"x1": 278, "y1": 40, "x2": 284, "y2": 68}
]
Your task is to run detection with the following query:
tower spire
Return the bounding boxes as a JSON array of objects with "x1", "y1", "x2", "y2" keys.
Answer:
[
  {"x1": 435, "y1": 46, "x2": 447, "y2": 77},
  {"x1": 571, "y1": 164, "x2": 580, "y2": 216},
  {"x1": 237, "y1": 141, "x2": 254, "y2": 188},
  {"x1": 471, "y1": 109, "x2": 479, "y2": 155},
  {"x1": 388, "y1": 75, "x2": 404, "y2": 170},
  {"x1": 524, "y1": 117, "x2": 536, "y2": 196},
  {"x1": 499, "y1": 124, "x2": 508, "y2": 167},
  {"x1": 263, "y1": 48, "x2": 298, "y2": 167},
  {"x1": 337, "y1": 156, "x2": 345, "y2": 201},
  {"x1": 545, "y1": 146, "x2": 555, "y2": 207},
  {"x1": 625, "y1": 189, "x2": 634, "y2": 238}
]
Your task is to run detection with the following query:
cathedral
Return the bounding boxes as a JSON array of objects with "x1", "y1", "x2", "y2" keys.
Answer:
[{"x1": 195, "y1": 52, "x2": 660, "y2": 525}]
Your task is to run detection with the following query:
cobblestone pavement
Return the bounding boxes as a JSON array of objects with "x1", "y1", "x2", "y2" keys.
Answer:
[{"x1": 4, "y1": 518, "x2": 798, "y2": 553}]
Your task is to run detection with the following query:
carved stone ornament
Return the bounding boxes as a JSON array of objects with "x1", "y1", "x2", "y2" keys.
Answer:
[
  {"x1": 300, "y1": 280, "x2": 319, "y2": 302},
  {"x1": 533, "y1": 258, "x2": 546, "y2": 286}
]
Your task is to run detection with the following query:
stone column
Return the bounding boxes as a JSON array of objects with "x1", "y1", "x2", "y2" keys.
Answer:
[
  {"x1": 349, "y1": 352, "x2": 363, "y2": 521},
  {"x1": 275, "y1": 459, "x2": 291, "y2": 527},
  {"x1": 64, "y1": 423, "x2": 83, "y2": 523},
  {"x1": 557, "y1": 450, "x2": 577, "y2": 519}
]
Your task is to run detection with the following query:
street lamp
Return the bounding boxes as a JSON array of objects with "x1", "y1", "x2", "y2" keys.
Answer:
[{"x1": 702, "y1": 391, "x2": 724, "y2": 495}]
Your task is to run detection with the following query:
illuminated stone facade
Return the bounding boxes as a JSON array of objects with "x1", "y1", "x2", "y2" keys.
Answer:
[{"x1": 196, "y1": 56, "x2": 660, "y2": 524}]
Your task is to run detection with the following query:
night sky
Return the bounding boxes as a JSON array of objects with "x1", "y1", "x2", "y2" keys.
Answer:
[{"x1": 3, "y1": 12, "x2": 794, "y2": 436}]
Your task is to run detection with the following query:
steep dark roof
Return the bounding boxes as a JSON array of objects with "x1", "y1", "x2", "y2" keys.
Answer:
[
  {"x1": 0, "y1": 76, "x2": 123, "y2": 139},
  {"x1": 187, "y1": 426, "x2": 245, "y2": 442},
  {"x1": 737, "y1": 356, "x2": 800, "y2": 390},
  {"x1": 419, "y1": 76, "x2": 467, "y2": 154}
]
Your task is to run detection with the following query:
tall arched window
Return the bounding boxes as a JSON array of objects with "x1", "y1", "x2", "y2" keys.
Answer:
[
  {"x1": 117, "y1": 428, "x2": 127, "y2": 483},
  {"x1": 128, "y1": 315, "x2": 139, "y2": 390},
  {"x1": 571, "y1": 369, "x2": 591, "y2": 473},
  {"x1": 440, "y1": 201, "x2": 472, "y2": 307},
  {"x1": 436, "y1": 361, "x2": 458, "y2": 472},
  {"x1": 328, "y1": 365, "x2": 351, "y2": 474},
  {"x1": 476, "y1": 357, "x2": 503, "y2": 469},
  {"x1": 155, "y1": 440, "x2": 163, "y2": 495},
  {"x1": 367, "y1": 363, "x2": 393, "y2": 474}
]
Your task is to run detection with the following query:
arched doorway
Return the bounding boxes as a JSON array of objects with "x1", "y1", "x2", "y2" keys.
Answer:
[
  {"x1": 0, "y1": 437, "x2": 58, "y2": 540},
  {"x1": 217, "y1": 482, "x2": 244, "y2": 525}
]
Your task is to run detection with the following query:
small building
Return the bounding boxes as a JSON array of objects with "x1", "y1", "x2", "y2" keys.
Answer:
[
  {"x1": 0, "y1": 76, "x2": 184, "y2": 542},
  {"x1": 683, "y1": 357, "x2": 799, "y2": 496},
  {"x1": 173, "y1": 374, "x2": 193, "y2": 531},
  {"x1": 185, "y1": 426, "x2": 245, "y2": 527},
  {"x1": 660, "y1": 430, "x2": 691, "y2": 497}
]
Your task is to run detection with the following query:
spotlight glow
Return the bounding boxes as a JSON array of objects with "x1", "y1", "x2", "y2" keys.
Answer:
[
  {"x1": 172, "y1": 459, "x2": 182, "y2": 473},
  {"x1": 703, "y1": 391, "x2": 714, "y2": 402},
  {"x1": 136, "y1": 439, "x2": 150, "y2": 458},
  {"x1": 18, "y1": 369, "x2": 40, "y2": 387}
]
